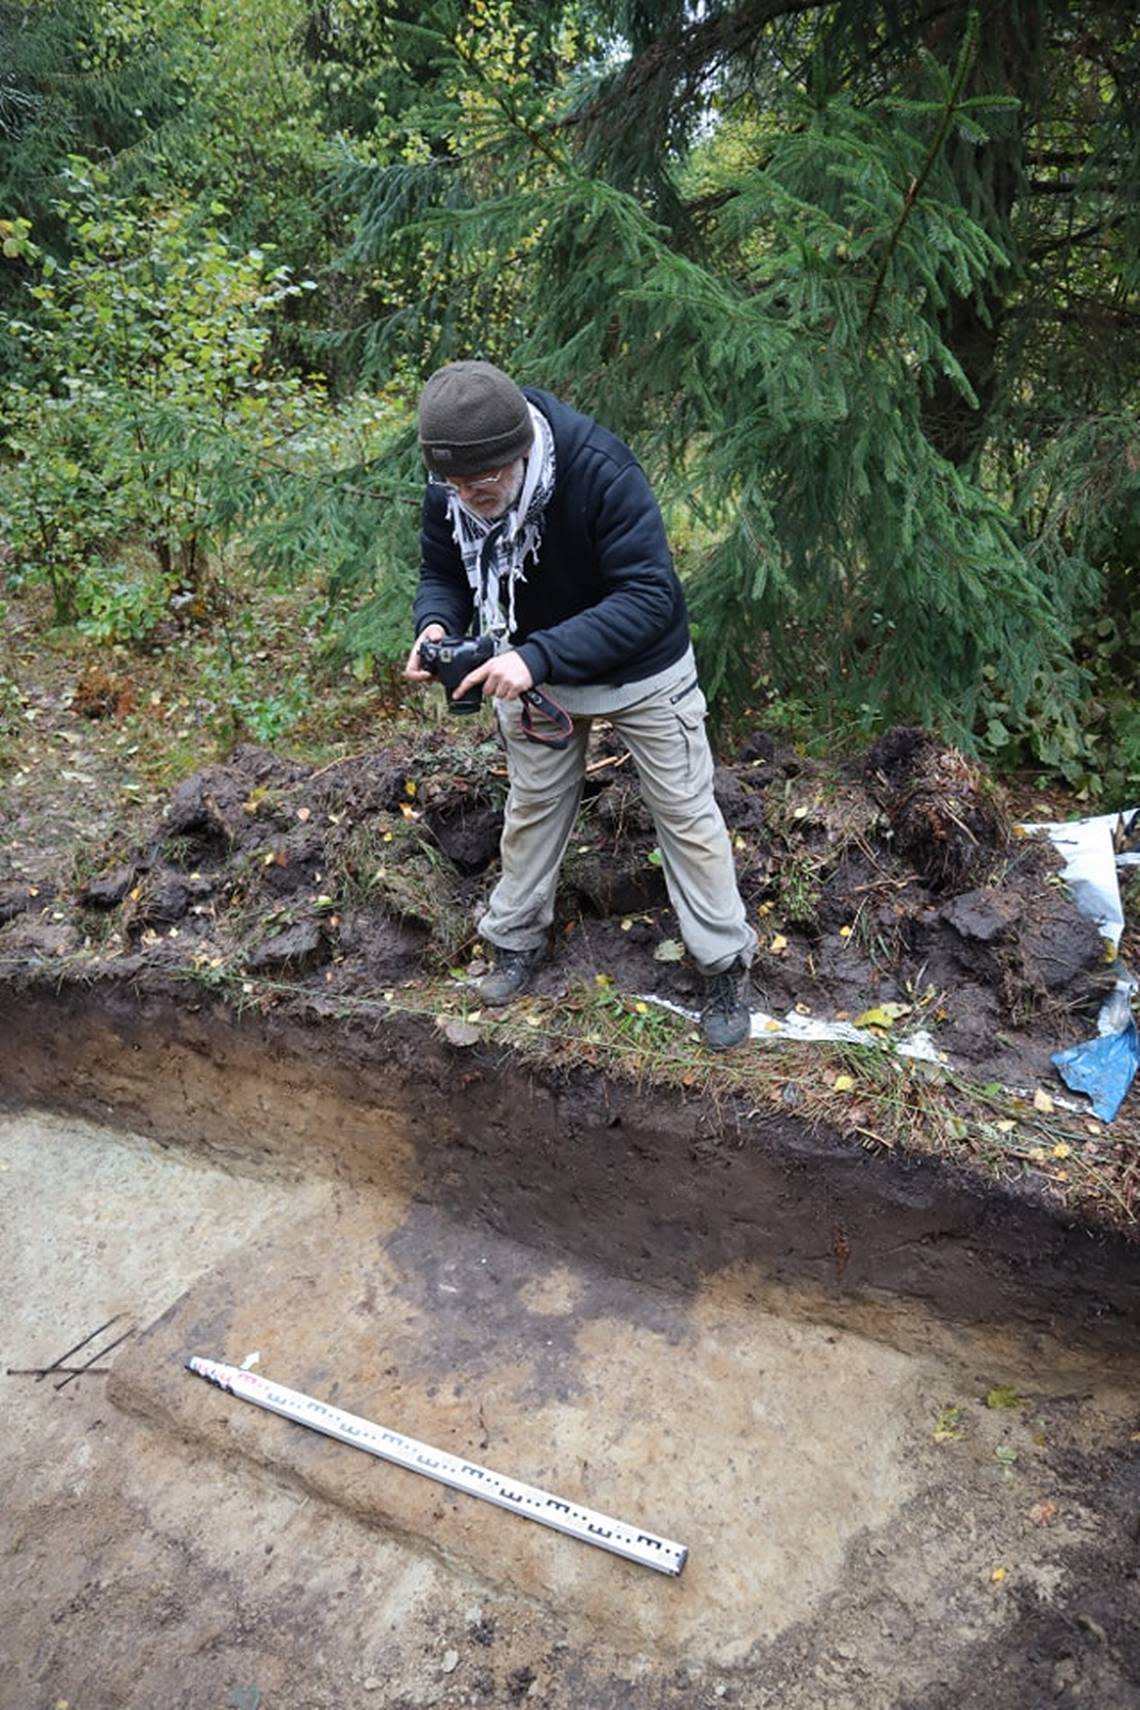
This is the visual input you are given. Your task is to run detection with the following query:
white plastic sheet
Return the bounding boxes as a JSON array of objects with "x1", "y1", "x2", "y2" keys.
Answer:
[{"x1": 1019, "y1": 806, "x2": 1140, "y2": 951}]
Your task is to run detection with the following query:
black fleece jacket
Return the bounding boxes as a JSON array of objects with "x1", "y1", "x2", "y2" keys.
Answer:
[{"x1": 412, "y1": 387, "x2": 690, "y2": 688}]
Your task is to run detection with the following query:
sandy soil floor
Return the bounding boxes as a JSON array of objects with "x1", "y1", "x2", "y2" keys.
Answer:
[{"x1": 3, "y1": 1105, "x2": 1138, "y2": 1710}]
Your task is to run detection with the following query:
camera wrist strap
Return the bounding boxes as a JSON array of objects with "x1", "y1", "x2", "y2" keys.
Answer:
[{"x1": 520, "y1": 687, "x2": 573, "y2": 751}]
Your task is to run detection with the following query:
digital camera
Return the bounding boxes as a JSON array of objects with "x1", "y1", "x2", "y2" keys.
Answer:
[{"x1": 418, "y1": 632, "x2": 495, "y2": 714}]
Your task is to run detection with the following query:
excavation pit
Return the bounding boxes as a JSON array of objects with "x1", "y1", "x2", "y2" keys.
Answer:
[{"x1": 2, "y1": 978, "x2": 1139, "y2": 1708}]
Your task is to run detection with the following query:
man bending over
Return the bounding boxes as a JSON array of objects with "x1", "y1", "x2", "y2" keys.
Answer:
[{"x1": 406, "y1": 360, "x2": 756, "y2": 1051}]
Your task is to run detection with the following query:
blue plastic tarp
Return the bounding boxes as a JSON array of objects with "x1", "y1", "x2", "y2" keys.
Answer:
[{"x1": 1052, "y1": 1021, "x2": 1140, "y2": 1124}]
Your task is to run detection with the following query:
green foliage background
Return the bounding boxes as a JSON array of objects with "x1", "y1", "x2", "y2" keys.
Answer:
[{"x1": 2, "y1": 0, "x2": 1137, "y2": 797}]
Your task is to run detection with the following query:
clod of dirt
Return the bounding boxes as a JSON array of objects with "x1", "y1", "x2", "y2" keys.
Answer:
[
  {"x1": 713, "y1": 764, "x2": 771, "y2": 832},
  {"x1": 865, "y1": 727, "x2": 1012, "y2": 893},
  {"x1": 940, "y1": 890, "x2": 1024, "y2": 944},
  {"x1": 78, "y1": 864, "x2": 138, "y2": 910},
  {"x1": 1, "y1": 915, "x2": 78, "y2": 958},
  {"x1": 0, "y1": 880, "x2": 53, "y2": 925},
  {"x1": 567, "y1": 848, "x2": 668, "y2": 918},
  {"x1": 164, "y1": 745, "x2": 309, "y2": 869},
  {"x1": 124, "y1": 874, "x2": 193, "y2": 937},
  {"x1": 938, "y1": 884, "x2": 1103, "y2": 1005},
  {"x1": 258, "y1": 826, "x2": 326, "y2": 897},
  {"x1": 422, "y1": 800, "x2": 502, "y2": 874},
  {"x1": 1010, "y1": 891, "x2": 1108, "y2": 1001},
  {"x1": 244, "y1": 919, "x2": 328, "y2": 974}
]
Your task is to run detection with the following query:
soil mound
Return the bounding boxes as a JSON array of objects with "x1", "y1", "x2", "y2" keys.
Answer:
[
  {"x1": 0, "y1": 723, "x2": 1112, "y2": 1091},
  {"x1": 864, "y1": 726, "x2": 1012, "y2": 892}
]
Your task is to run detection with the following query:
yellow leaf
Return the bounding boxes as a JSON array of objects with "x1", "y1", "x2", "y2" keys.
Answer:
[
  {"x1": 634, "y1": 1001, "x2": 648, "y2": 1014},
  {"x1": 1034, "y1": 1089, "x2": 1055, "y2": 1114},
  {"x1": 991, "y1": 1566, "x2": 1006, "y2": 1584},
  {"x1": 399, "y1": 803, "x2": 418, "y2": 819},
  {"x1": 1052, "y1": 1142, "x2": 1071, "y2": 1159},
  {"x1": 838, "y1": 925, "x2": 853, "y2": 938},
  {"x1": 994, "y1": 1119, "x2": 1016, "y2": 1133},
  {"x1": 833, "y1": 1074, "x2": 855, "y2": 1092},
  {"x1": 770, "y1": 933, "x2": 788, "y2": 953},
  {"x1": 382, "y1": 831, "x2": 393, "y2": 843},
  {"x1": 405, "y1": 779, "x2": 417, "y2": 797},
  {"x1": 855, "y1": 1006, "x2": 895, "y2": 1029},
  {"x1": 764, "y1": 1019, "x2": 781, "y2": 1032}
]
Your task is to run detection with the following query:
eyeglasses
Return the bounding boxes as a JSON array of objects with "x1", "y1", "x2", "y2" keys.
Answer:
[{"x1": 434, "y1": 463, "x2": 516, "y2": 497}]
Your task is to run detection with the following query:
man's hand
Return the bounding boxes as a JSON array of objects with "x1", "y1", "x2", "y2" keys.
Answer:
[
  {"x1": 405, "y1": 624, "x2": 446, "y2": 682},
  {"x1": 454, "y1": 648, "x2": 534, "y2": 703}
]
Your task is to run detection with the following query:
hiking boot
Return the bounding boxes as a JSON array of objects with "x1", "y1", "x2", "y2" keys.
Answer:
[
  {"x1": 700, "y1": 957, "x2": 752, "y2": 1051},
  {"x1": 477, "y1": 944, "x2": 547, "y2": 1007}
]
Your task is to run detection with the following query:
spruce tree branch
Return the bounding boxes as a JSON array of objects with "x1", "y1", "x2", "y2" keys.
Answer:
[
  {"x1": 1027, "y1": 215, "x2": 1121, "y2": 259},
  {"x1": 451, "y1": 35, "x2": 571, "y2": 179},
  {"x1": 1027, "y1": 179, "x2": 1119, "y2": 195},
  {"x1": 862, "y1": 5, "x2": 979, "y2": 346},
  {"x1": 1015, "y1": 298, "x2": 1140, "y2": 328},
  {"x1": 616, "y1": 0, "x2": 822, "y2": 97},
  {"x1": 1024, "y1": 149, "x2": 1094, "y2": 168}
]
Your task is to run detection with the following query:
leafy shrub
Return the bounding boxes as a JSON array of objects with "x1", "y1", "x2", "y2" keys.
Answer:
[{"x1": 2, "y1": 159, "x2": 319, "y2": 617}]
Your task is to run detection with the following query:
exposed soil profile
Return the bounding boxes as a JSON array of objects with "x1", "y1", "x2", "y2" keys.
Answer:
[
  {"x1": 2, "y1": 969, "x2": 1140, "y2": 1710},
  {"x1": 2, "y1": 718, "x2": 1136, "y2": 1233}
]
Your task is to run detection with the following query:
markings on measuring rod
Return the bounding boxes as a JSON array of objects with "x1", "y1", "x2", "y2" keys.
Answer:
[{"x1": 186, "y1": 1356, "x2": 687, "y2": 1577}]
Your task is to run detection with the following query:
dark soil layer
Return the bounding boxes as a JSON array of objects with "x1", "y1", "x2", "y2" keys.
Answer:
[
  {"x1": 0, "y1": 722, "x2": 1113, "y2": 1090},
  {"x1": 3, "y1": 974, "x2": 1139, "y2": 1363}
]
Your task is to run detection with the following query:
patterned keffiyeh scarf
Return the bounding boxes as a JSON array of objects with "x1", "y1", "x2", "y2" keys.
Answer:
[{"x1": 443, "y1": 402, "x2": 556, "y2": 642}]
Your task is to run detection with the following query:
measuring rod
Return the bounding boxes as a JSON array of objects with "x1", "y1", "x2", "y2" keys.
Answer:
[{"x1": 186, "y1": 1356, "x2": 688, "y2": 1577}]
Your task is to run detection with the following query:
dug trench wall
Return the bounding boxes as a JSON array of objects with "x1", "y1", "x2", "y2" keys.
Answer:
[{"x1": 2, "y1": 974, "x2": 1138, "y2": 1377}]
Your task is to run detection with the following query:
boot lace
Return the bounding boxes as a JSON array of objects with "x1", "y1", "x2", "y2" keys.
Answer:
[{"x1": 703, "y1": 965, "x2": 743, "y2": 1017}]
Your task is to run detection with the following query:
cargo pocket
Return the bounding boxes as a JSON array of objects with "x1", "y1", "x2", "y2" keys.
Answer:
[{"x1": 675, "y1": 688, "x2": 712, "y2": 792}]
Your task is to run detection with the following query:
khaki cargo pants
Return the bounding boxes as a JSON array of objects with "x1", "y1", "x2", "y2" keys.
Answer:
[{"x1": 480, "y1": 679, "x2": 757, "y2": 975}]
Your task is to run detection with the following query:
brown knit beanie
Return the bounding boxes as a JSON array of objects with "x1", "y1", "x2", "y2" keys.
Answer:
[{"x1": 417, "y1": 360, "x2": 534, "y2": 476}]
